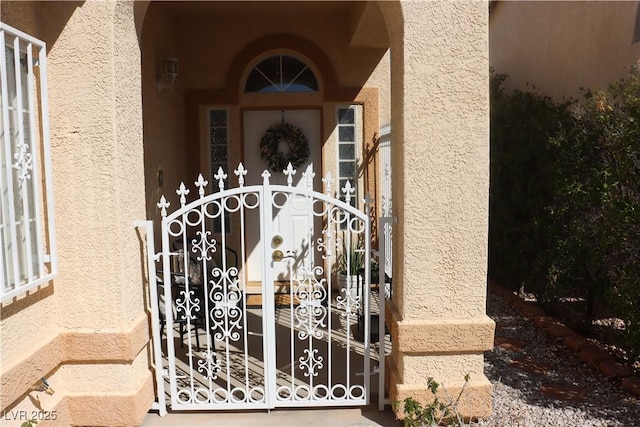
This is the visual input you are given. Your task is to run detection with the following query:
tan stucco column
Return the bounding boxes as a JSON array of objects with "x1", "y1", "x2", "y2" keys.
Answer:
[
  {"x1": 382, "y1": 0, "x2": 494, "y2": 418},
  {"x1": 41, "y1": 2, "x2": 152, "y2": 425}
]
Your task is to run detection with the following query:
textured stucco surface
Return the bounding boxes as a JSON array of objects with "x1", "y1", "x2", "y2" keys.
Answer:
[
  {"x1": 43, "y1": 0, "x2": 147, "y2": 330},
  {"x1": 391, "y1": 378, "x2": 493, "y2": 419},
  {"x1": 1, "y1": 1, "x2": 153, "y2": 424},
  {"x1": 379, "y1": 0, "x2": 492, "y2": 417},
  {"x1": 390, "y1": 0, "x2": 489, "y2": 321},
  {"x1": 387, "y1": 301, "x2": 495, "y2": 354},
  {"x1": 490, "y1": 1, "x2": 640, "y2": 99}
]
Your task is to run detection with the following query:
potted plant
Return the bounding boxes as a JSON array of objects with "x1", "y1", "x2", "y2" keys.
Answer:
[{"x1": 335, "y1": 235, "x2": 365, "y2": 299}]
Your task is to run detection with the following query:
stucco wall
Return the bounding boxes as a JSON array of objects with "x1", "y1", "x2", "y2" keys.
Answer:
[
  {"x1": 1, "y1": 2, "x2": 153, "y2": 425},
  {"x1": 490, "y1": 1, "x2": 640, "y2": 99}
]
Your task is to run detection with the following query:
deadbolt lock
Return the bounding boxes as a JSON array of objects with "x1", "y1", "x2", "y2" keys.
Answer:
[
  {"x1": 271, "y1": 235, "x2": 283, "y2": 247},
  {"x1": 272, "y1": 250, "x2": 284, "y2": 262}
]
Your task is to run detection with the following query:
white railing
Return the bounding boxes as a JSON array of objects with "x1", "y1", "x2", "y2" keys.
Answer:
[
  {"x1": 0, "y1": 22, "x2": 57, "y2": 302},
  {"x1": 373, "y1": 122, "x2": 394, "y2": 411},
  {"x1": 379, "y1": 122, "x2": 392, "y2": 278}
]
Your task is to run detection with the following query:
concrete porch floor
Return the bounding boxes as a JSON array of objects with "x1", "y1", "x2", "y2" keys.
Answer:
[{"x1": 141, "y1": 403, "x2": 400, "y2": 426}]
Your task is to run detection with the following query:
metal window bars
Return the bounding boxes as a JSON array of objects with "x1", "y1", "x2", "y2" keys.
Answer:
[{"x1": 0, "y1": 22, "x2": 57, "y2": 302}]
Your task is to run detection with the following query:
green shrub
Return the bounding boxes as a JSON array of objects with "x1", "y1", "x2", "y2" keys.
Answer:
[
  {"x1": 488, "y1": 70, "x2": 573, "y2": 295},
  {"x1": 489, "y1": 65, "x2": 640, "y2": 363},
  {"x1": 549, "y1": 65, "x2": 640, "y2": 357},
  {"x1": 394, "y1": 375, "x2": 471, "y2": 427}
]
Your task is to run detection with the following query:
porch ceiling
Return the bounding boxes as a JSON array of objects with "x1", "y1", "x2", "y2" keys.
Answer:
[
  {"x1": 153, "y1": 1, "x2": 389, "y2": 49},
  {"x1": 157, "y1": 1, "x2": 353, "y2": 17}
]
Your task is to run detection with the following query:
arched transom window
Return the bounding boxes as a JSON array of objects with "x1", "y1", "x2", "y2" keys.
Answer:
[{"x1": 245, "y1": 55, "x2": 319, "y2": 93}]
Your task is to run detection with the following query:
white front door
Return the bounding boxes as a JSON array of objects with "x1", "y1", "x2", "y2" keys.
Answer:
[{"x1": 243, "y1": 109, "x2": 321, "y2": 284}]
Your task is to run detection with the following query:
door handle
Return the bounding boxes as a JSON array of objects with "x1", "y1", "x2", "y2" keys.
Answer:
[{"x1": 272, "y1": 250, "x2": 284, "y2": 262}]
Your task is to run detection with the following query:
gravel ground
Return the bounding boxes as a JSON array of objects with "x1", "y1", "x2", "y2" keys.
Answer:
[{"x1": 483, "y1": 292, "x2": 640, "y2": 426}]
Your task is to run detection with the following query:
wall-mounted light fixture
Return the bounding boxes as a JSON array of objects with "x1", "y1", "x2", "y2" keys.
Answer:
[{"x1": 157, "y1": 57, "x2": 179, "y2": 91}]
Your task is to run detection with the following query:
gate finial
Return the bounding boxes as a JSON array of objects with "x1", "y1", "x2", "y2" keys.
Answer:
[
  {"x1": 195, "y1": 174, "x2": 208, "y2": 198},
  {"x1": 283, "y1": 162, "x2": 296, "y2": 186},
  {"x1": 261, "y1": 169, "x2": 271, "y2": 184},
  {"x1": 214, "y1": 167, "x2": 227, "y2": 191},
  {"x1": 322, "y1": 173, "x2": 334, "y2": 196},
  {"x1": 177, "y1": 183, "x2": 189, "y2": 206},
  {"x1": 234, "y1": 163, "x2": 247, "y2": 187},
  {"x1": 157, "y1": 195, "x2": 170, "y2": 217},
  {"x1": 303, "y1": 164, "x2": 315, "y2": 189},
  {"x1": 341, "y1": 180, "x2": 355, "y2": 204}
]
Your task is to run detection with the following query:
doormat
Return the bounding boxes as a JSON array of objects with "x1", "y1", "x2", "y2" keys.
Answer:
[{"x1": 246, "y1": 294, "x2": 301, "y2": 307}]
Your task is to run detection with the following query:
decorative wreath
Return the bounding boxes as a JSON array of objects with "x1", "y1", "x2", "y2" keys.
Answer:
[{"x1": 259, "y1": 122, "x2": 310, "y2": 172}]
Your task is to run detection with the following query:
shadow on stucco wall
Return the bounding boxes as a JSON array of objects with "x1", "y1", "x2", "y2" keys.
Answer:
[{"x1": 39, "y1": 1, "x2": 83, "y2": 52}]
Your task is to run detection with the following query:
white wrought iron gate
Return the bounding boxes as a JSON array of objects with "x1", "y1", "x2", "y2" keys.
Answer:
[{"x1": 140, "y1": 163, "x2": 372, "y2": 412}]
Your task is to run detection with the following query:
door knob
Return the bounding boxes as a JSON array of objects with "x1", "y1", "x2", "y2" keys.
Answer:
[{"x1": 272, "y1": 250, "x2": 284, "y2": 262}]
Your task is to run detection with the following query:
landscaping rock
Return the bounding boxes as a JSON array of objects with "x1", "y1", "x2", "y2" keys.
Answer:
[
  {"x1": 510, "y1": 356, "x2": 552, "y2": 375},
  {"x1": 539, "y1": 383, "x2": 587, "y2": 402}
]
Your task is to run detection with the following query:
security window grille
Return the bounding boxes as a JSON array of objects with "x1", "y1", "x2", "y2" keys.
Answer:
[
  {"x1": 337, "y1": 105, "x2": 360, "y2": 209},
  {"x1": 209, "y1": 108, "x2": 230, "y2": 234},
  {"x1": 0, "y1": 22, "x2": 57, "y2": 302}
]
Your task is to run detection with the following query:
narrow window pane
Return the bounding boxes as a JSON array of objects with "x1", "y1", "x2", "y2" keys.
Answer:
[
  {"x1": 209, "y1": 109, "x2": 230, "y2": 234},
  {"x1": 210, "y1": 128, "x2": 226, "y2": 145},
  {"x1": 339, "y1": 161, "x2": 356, "y2": 178},
  {"x1": 210, "y1": 146, "x2": 228, "y2": 163},
  {"x1": 209, "y1": 110, "x2": 226, "y2": 127},
  {"x1": 339, "y1": 144, "x2": 355, "y2": 160},
  {"x1": 338, "y1": 108, "x2": 354, "y2": 124},
  {"x1": 338, "y1": 126, "x2": 354, "y2": 142}
]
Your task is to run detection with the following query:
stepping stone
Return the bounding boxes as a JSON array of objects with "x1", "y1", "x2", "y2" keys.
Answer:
[
  {"x1": 579, "y1": 344, "x2": 613, "y2": 366},
  {"x1": 540, "y1": 383, "x2": 586, "y2": 402},
  {"x1": 599, "y1": 360, "x2": 633, "y2": 379},
  {"x1": 621, "y1": 377, "x2": 640, "y2": 396},
  {"x1": 510, "y1": 356, "x2": 552, "y2": 375},
  {"x1": 494, "y1": 336, "x2": 526, "y2": 352}
]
